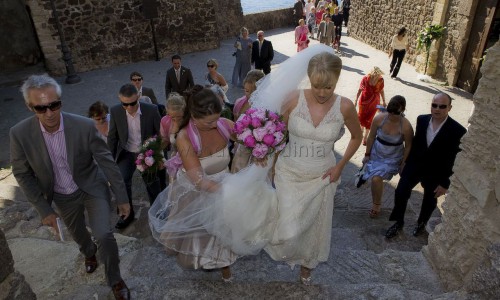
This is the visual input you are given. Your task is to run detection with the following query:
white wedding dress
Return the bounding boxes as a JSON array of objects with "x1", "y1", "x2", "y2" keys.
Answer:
[{"x1": 265, "y1": 90, "x2": 344, "y2": 269}]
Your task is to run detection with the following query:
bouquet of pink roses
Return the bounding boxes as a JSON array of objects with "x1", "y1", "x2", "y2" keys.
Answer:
[
  {"x1": 233, "y1": 108, "x2": 287, "y2": 159},
  {"x1": 135, "y1": 135, "x2": 167, "y2": 182}
]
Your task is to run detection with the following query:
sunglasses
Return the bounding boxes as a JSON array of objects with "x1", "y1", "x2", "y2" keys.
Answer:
[
  {"x1": 207, "y1": 65, "x2": 215, "y2": 68},
  {"x1": 131, "y1": 78, "x2": 142, "y2": 82},
  {"x1": 121, "y1": 100, "x2": 138, "y2": 107},
  {"x1": 32, "y1": 100, "x2": 62, "y2": 113},
  {"x1": 431, "y1": 103, "x2": 448, "y2": 109}
]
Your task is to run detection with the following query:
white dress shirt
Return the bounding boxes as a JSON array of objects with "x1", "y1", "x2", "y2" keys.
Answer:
[
  {"x1": 426, "y1": 116, "x2": 448, "y2": 147},
  {"x1": 125, "y1": 106, "x2": 142, "y2": 153}
]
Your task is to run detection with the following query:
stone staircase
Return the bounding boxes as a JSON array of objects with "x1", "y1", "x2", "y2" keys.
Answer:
[{"x1": 1, "y1": 166, "x2": 465, "y2": 299}]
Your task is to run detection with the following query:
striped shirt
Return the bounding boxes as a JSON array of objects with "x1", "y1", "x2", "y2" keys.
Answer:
[{"x1": 40, "y1": 114, "x2": 79, "y2": 194}]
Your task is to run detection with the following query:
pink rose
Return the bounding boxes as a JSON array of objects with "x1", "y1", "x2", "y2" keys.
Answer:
[
  {"x1": 253, "y1": 127, "x2": 268, "y2": 142},
  {"x1": 237, "y1": 128, "x2": 252, "y2": 142},
  {"x1": 145, "y1": 149, "x2": 154, "y2": 156},
  {"x1": 145, "y1": 156, "x2": 155, "y2": 167},
  {"x1": 264, "y1": 121, "x2": 276, "y2": 133},
  {"x1": 234, "y1": 121, "x2": 245, "y2": 134},
  {"x1": 275, "y1": 142, "x2": 286, "y2": 152},
  {"x1": 273, "y1": 131, "x2": 285, "y2": 145},
  {"x1": 252, "y1": 143, "x2": 269, "y2": 159},
  {"x1": 268, "y1": 111, "x2": 279, "y2": 121},
  {"x1": 246, "y1": 108, "x2": 257, "y2": 115},
  {"x1": 240, "y1": 115, "x2": 252, "y2": 127},
  {"x1": 276, "y1": 121, "x2": 286, "y2": 132},
  {"x1": 251, "y1": 117, "x2": 262, "y2": 128},
  {"x1": 251, "y1": 109, "x2": 266, "y2": 120},
  {"x1": 135, "y1": 159, "x2": 143, "y2": 166},
  {"x1": 244, "y1": 135, "x2": 257, "y2": 148},
  {"x1": 263, "y1": 134, "x2": 275, "y2": 146}
]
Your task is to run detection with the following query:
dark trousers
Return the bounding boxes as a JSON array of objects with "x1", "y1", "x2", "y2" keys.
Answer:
[
  {"x1": 389, "y1": 169, "x2": 439, "y2": 226},
  {"x1": 117, "y1": 150, "x2": 161, "y2": 206},
  {"x1": 343, "y1": 10, "x2": 350, "y2": 27},
  {"x1": 256, "y1": 63, "x2": 271, "y2": 75},
  {"x1": 53, "y1": 190, "x2": 122, "y2": 286},
  {"x1": 390, "y1": 49, "x2": 406, "y2": 77}
]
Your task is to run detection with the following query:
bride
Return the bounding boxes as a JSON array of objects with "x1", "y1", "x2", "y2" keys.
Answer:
[{"x1": 149, "y1": 45, "x2": 362, "y2": 284}]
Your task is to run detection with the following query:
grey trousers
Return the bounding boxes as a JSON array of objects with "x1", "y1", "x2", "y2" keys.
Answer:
[{"x1": 53, "y1": 189, "x2": 122, "y2": 286}]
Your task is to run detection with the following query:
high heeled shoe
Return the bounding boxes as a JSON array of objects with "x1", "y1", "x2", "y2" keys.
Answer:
[
  {"x1": 300, "y1": 266, "x2": 312, "y2": 285},
  {"x1": 221, "y1": 266, "x2": 232, "y2": 283}
]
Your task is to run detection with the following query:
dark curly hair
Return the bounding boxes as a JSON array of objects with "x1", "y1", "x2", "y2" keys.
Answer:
[{"x1": 180, "y1": 84, "x2": 222, "y2": 129}]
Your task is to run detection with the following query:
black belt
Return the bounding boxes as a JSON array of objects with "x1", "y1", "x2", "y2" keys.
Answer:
[{"x1": 376, "y1": 136, "x2": 403, "y2": 146}]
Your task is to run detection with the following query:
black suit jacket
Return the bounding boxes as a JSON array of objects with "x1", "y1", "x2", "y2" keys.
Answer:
[
  {"x1": 141, "y1": 87, "x2": 158, "y2": 105},
  {"x1": 165, "y1": 66, "x2": 194, "y2": 98},
  {"x1": 252, "y1": 39, "x2": 274, "y2": 70},
  {"x1": 403, "y1": 114, "x2": 466, "y2": 189},
  {"x1": 107, "y1": 102, "x2": 161, "y2": 160}
]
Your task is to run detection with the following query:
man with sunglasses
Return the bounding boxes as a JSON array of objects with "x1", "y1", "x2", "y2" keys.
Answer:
[
  {"x1": 10, "y1": 74, "x2": 131, "y2": 299},
  {"x1": 130, "y1": 71, "x2": 158, "y2": 105},
  {"x1": 108, "y1": 83, "x2": 162, "y2": 229},
  {"x1": 385, "y1": 92, "x2": 466, "y2": 239}
]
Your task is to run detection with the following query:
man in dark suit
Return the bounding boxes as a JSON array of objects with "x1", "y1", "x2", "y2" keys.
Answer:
[
  {"x1": 385, "y1": 92, "x2": 467, "y2": 238},
  {"x1": 252, "y1": 30, "x2": 274, "y2": 75},
  {"x1": 130, "y1": 71, "x2": 158, "y2": 104},
  {"x1": 10, "y1": 74, "x2": 130, "y2": 299},
  {"x1": 108, "y1": 84, "x2": 162, "y2": 229},
  {"x1": 164, "y1": 54, "x2": 194, "y2": 98}
]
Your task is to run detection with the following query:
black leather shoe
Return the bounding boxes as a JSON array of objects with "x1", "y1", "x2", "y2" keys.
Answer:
[
  {"x1": 112, "y1": 280, "x2": 130, "y2": 300},
  {"x1": 385, "y1": 222, "x2": 403, "y2": 239},
  {"x1": 412, "y1": 222, "x2": 427, "y2": 236},
  {"x1": 115, "y1": 210, "x2": 135, "y2": 230}
]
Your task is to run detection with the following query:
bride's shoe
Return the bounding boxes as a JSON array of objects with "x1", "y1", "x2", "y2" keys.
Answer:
[
  {"x1": 300, "y1": 266, "x2": 312, "y2": 285},
  {"x1": 221, "y1": 266, "x2": 232, "y2": 283}
]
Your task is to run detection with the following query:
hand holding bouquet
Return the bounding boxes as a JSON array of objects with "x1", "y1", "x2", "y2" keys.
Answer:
[
  {"x1": 233, "y1": 108, "x2": 287, "y2": 159},
  {"x1": 135, "y1": 136, "x2": 167, "y2": 181}
]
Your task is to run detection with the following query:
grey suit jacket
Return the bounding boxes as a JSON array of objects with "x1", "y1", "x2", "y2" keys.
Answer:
[
  {"x1": 141, "y1": 87, "x2": 158, "y2": 105},
  {"x1": 164, "y1": 66, "x2": 194, "y2": 98},
  {"x1": 317, "y1": 21, "x2": 335, "y2": 44},
  {"x1": 107, "y1": 102, "x2": 161, "y2": 160},
  {"x1": 10, "y1": 112, "x2": 129, "y2": 219}
]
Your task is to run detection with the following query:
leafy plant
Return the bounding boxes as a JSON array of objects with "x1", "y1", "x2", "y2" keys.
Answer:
[{"x1": 416, "y1": 24, "x2": 446, "y2": 74}]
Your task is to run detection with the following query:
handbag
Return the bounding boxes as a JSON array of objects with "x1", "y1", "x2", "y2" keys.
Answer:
[{"x1": 354, "y1": 164, "x2": 367, "y2": 188}]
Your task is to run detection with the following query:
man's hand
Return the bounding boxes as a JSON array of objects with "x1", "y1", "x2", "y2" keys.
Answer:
[
  {"x1": 117, "y1": 203, "x2": 131, "y2": 219},
  {"x1": 42, "y1": 213, "x2": 60, "y2": 235},
  {"x1": 434, "y1": 185, "x2": 448, "y2": 198}
]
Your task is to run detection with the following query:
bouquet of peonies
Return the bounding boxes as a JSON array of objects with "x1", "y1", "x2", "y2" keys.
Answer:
[
  {"x1": 135, "y1": 135, "x2": 167, "y2": 181},
  {"x1": 233, "y1": 108, "x2": 287, "y2": 159}
]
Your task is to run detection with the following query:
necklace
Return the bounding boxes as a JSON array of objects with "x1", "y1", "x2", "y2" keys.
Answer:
[{"x1": 313, "y1": 92, "x2": 334, "y2": 104}]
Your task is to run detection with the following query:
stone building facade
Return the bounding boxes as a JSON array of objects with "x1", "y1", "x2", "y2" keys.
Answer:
[
  {"x1": 1, "y1": 0, "x2": 294, "y2": 76},
  {"x1": 423, "y1": 40, "x2": 500, "y2": 298},
  {"x1": 349, "y1": 0, "x2": 499, "y2": 92}
]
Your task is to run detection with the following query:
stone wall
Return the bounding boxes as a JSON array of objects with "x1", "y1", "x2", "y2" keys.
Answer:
[
  {"x1": 433, "y1": 0, "x2": 479, "y2": 85},
  {"x1": 26, "y1": 0, "x2": 238, "y2": 75},
  {"x1": 349, "y1": 0, "x2": 436, "y2": 66},
  {"x1": 0, "y1": 229, "x2": 36, "y2": 299},
  {"x1": 423, "y1": 41, "x2": 500, "y2": 297},
  {"x1": 213, "y1": 0, "x2": 244, "y2": 38},
  {"x1": 0, "y1": 0, "x2": 42, "y2": 71},
  {"x1": 243, "y1": 8, "x2": 295, "y2": 35}
]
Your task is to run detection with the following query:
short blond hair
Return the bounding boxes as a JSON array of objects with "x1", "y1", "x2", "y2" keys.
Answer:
[
  {"x1": 166, "y1": 92, "x2": 186, "y2": 112},
  {"x1": 307, "y1": 52, "x2": 342, "y2": 88},
  {"x1": 243, "y1": 69, "x2": 265, "y2": 93},
  {"x1": 207, "y1": 58, "x2": 218, "y2": 69},
  {"x1": 368, "y1": 66, "x2": 384, "y2": 77}
]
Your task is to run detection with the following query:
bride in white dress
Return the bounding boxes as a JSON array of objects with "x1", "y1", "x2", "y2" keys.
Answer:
[{"x1": 262, "y1": 50, "x2": 362, "y2": 284}]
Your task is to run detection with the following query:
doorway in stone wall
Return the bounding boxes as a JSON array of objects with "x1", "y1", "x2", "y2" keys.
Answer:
[
  {"x1": 0, "y1": 1, "x2": 46, "y2": 87},
  {"x1": 456, "y1": 0, "x2": 499, "y2": 93}
]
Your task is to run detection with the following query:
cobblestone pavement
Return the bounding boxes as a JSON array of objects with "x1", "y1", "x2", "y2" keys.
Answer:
[{"x1": 0, "y1": 26, "x2": 473, "y2": 299}]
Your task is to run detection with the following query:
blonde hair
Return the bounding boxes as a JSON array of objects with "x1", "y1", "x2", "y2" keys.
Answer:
[
  {"x1": 368, "y1": 66, "x2": 384, "y2": 77},
  {"x1": 243, "y1": 69, "x2": 265, "y2": 93},
  {"x1": 166, "y1": 92, "x2": 186, "y2": 112},
  {"x1": 307, "y1": 52, "x2": 342, "y2": 88},
  {"x1": 207, "y1": 58, "x2": 218, "y2": 69}
]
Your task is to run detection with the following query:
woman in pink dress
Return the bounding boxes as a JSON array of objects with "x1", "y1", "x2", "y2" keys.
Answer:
[{"x1": 295, "y1": 19, "x2": 310, "y2": 52}]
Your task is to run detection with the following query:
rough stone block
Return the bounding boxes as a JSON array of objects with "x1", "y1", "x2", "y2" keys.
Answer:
[{"x1": 0, "y1": 229, "x2": 14, "y2": 282}]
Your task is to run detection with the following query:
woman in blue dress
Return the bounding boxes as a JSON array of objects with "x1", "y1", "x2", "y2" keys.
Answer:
[
  {"x1": 231, "y1": 27, "x2": 253, "y2": 88},
  {"x1": 361, "y1": 95, "x2": 414, "y2": 218}
]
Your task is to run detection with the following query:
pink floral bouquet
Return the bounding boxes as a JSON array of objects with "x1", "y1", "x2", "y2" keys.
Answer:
[
  {"x1": 135, "y1": 135, "x2": 167, "y2": 181},
  {"x1": 233, "y1": 108, "x2": 287, "y2": 159}
]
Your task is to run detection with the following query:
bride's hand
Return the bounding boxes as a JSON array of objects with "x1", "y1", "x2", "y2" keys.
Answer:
[
  {"x1": 322, "y1": 165, "x2": 341, "y2": 183},
  {"x1": 253, "y1": 156, "x2": 268, "y2": 167}
]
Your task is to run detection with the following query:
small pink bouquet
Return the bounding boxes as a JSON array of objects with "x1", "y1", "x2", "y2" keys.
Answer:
[
  {"x1": 135, "y1": 136, "x2": 167, "y2": 181},
  {"x1": 233, "y1": 108, "x2": 287, "y2": 159}
]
